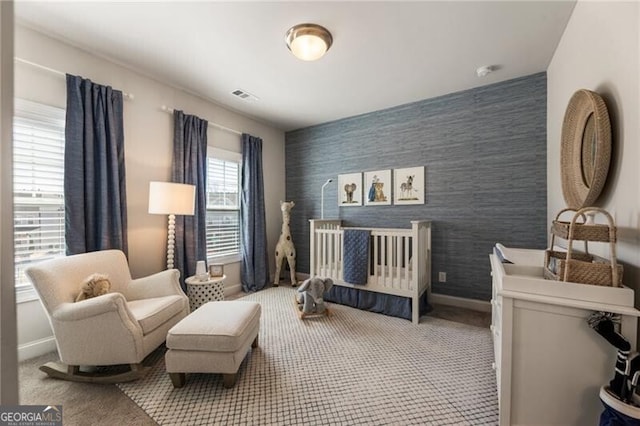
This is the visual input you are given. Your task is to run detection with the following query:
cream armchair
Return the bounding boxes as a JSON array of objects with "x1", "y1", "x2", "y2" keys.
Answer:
[{"x1": 25, "y1": 249, "x2": 189, "y2": 383}]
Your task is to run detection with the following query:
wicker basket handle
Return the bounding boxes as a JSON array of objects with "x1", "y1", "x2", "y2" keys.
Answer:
[
  {"x1": 565, "y1": 207, "x2": 619, "y2": 286},
  {"x1": 555, "y1": 208, "x2": 587, "y2": 224},
  {"x1": 550, "y1": 208, "x2": 589, "y2": 254}
]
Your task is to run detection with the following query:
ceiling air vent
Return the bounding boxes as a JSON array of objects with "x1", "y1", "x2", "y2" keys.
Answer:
[{"x1": 231, "y1": 89, "x2": 259, "y2": 102}]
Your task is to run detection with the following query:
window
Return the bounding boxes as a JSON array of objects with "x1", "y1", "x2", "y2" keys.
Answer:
[
  {"x1": 206, "y1": 148, "x2": 242, "y2": 261},
  {"x1": 13, "y1": 99, "x2": 66, "y2": 293}
]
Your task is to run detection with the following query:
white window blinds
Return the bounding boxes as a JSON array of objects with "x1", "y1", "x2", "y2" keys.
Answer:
[
  {"x1": 13, "y1": 99, "x2": 66, "y2": 290},
  {"x1": 206, "y1": 150, "x2": 241, "y2": 260}
]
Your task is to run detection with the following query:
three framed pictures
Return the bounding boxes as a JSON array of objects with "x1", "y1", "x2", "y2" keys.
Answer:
[{"x1": 338, "y1": 166, "x2": 425, "y2": 207}]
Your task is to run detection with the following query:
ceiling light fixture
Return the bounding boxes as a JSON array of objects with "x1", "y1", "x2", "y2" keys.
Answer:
[{"x1": 285, "y1": 23, "x2": 333, "y2": 61}]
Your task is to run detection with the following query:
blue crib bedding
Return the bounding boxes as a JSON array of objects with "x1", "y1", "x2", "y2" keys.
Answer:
[{"x1": 324, "y1": 285, "x2": 430, "y2": 321}]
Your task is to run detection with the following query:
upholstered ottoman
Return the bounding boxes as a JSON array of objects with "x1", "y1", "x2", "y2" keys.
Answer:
[{"x1": 165, "y1": 301, "x2": 261, "y2": 388}]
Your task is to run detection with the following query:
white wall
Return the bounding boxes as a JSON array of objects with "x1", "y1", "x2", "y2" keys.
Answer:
[
  {"x1": 547, "y1": 1, "x2": 639, "y2": 296},
  {"x1": 14, "y1": 25, "x2": 286, "y2": 359}
]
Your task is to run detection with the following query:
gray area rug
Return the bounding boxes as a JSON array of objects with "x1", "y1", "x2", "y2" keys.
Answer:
[{"x1": 118, "y1": 287, "x2": 498, "y2": 425}]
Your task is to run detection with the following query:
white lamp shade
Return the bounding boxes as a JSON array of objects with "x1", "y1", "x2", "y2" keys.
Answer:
[{"x1": 148, "y1": 181, "x2": 195, "y2": 215}]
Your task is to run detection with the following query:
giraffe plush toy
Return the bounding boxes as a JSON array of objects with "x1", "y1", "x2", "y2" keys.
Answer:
[{"x1": 274, "y1": 201, "x2": 297, "y2": 287}]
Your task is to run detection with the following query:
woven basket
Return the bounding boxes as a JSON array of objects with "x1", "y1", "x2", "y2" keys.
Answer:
[
  {"x1": 551, "y1": 221, "x2": 612, "y2": 242},
  {"x1": 544, "y1": 250, "x2": 623, "y2": 286},
  {"x1": 551, "y1": 208, "x2": 615, "y2": 242},
  {"x1": 545, "y1": 207, "x2": 621, "y2": 287}
]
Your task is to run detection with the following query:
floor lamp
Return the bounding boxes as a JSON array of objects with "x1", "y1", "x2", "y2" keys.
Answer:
[
  {"x1": 148, "y1": 181, "x2": 196, "y2": 269},
  {"x1": 321, "y1": 178, "x2": 333, "y2": 219}
]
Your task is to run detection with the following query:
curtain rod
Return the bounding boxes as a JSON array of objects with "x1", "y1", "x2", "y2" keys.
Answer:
[
  {"x1": 160, "y1": 105, "x2": 242, "y2": 136},
  {"x1": 15, "y1": 57, "x2": 135, "y2": 100}
]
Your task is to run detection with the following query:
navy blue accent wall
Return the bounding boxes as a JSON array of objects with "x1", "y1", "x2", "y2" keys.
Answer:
[{"x1": 285, "y1": 73, "x2": 547, "y2": 300}]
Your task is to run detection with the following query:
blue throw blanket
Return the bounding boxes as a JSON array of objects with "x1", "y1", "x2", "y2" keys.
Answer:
[{"x1": 343, "y1": 229, "x2": 370, "y2": 285}]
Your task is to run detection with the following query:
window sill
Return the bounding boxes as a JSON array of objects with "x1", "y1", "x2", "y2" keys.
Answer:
[{"x1": 16, "y1": 287, "x2": 40, "y2": 304}]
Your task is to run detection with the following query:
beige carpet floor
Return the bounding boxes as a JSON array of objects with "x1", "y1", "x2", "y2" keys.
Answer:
[
  {"x1": 19, "y1": 351, "x2": 157, "y2": 426},
  {"x1": 19, "y1": 294, "x2": 491, "y2": 426}
]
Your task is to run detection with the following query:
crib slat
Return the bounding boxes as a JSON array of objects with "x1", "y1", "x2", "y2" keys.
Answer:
[
  {"x1": 326, "y1": 232, "x2": 331, "y2": 278},
  {"x1": 330, "y1": 232, "x2": 334, "y2": 279},
  {"x1": 388, "y1": 234, "x2": 393, "y2": 288},
  {"x1": 335, "y1": 230, "x2": 340, "y2": 280},
  {"x1": 395, "y1": 235, "x2": 401, "y2": 289},
  {"x1": 322, "y1": 232, "x2": 328, "y2": 277},
  {"x1": 319, "y1": 233, "x2": 327, "y2": 276},
  {"x1": 380, "y1": 234, "x2": 385, "y2": 286},
  {"x1": 392, "y1": 235, "x2": 400, "y2": 288},
  {"x1": 373, "y1": 235, "x2": 379, "y2": 285},
  {"x1": 385, "y1": 235, "x2": 393, "y2": 288},
  {"x1": 316, "y1": 232, "x2": 320, "y2": 276},
  {"x1": 388, "y1": 234, "x2": 392, "y2": 286},
  {"x1": 376, "y1": 235, "x2": 384, "y2": 285},
  {"x1": 318, "y1": 232, "x2": 322, "y2": 277},
  {"x1": 331, "y1": 231, "x2": 335, "y2": 279},
  {"x1": 402, "y1": 236, "x2": 405, "y2": 288},
  {"x1": 405, "y1": 236, "x2": 410, "y2": 289},
  {"x1": 381, "y1": 234, "x2": 387, "y2": 286}
]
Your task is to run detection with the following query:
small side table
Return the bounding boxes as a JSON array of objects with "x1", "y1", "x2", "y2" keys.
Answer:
[{"x1": 185, "y1": 275, "x2": 226, "y2": 311}]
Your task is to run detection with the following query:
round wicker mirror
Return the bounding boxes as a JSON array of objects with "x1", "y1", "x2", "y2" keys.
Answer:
[{"x1": 560, "y1": 89, "x2": 611, "y2": 209}]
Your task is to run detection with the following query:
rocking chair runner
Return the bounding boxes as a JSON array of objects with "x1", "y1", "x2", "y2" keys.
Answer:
[{"x1": 25, "y1": 250, "x2": 189, "y2": 383}]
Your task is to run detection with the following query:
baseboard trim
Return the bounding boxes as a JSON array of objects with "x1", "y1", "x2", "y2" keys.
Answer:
[
  {"x1": 224, "y1": 283, "x2": 243, "y2": 297},
  {"x1": 18, "y1": 336, "x2": 56, "y2": 361},
  {"x1": 430, "y1": 293, "x2": 491, "y2": 313}
]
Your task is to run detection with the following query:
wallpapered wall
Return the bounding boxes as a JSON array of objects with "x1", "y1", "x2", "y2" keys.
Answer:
[{"x1": 285, "y1": 73, "x2": 547, "y2": 301}]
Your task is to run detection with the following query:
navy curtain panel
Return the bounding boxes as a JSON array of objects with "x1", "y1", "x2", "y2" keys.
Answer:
[
  {"x1": 172, "y1": 110, "x2": 208, "y2": 289},
  {"x1": 240, "y1": 133, "x2": 269, "y2": 292},
  {"x1": 64, "y1": 74, "x2": 128, "y2": 256}
]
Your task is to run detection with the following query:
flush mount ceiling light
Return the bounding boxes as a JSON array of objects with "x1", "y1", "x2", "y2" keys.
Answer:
[{"x1": 285, "y1": 23, "x2": 333, "y2": 61}]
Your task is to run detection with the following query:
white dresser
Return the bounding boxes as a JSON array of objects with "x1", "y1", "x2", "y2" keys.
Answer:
[{"x1": 490, "y1": 253, "x2": 640, "y2": 426}]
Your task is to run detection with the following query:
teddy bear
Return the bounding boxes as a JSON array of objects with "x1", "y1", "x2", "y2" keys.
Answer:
[
  {"x1": 373, "y1": 182, "x2": 387, "y2": 202},
  {"x1": 296, "y1": 277, "x2": 334, "y2": 315},
  {"x1": 75, "y1": 273, "x2": 111, "y2": 302}
]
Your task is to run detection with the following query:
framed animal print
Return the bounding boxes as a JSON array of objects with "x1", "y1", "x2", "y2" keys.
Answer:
[
  {"x1": 338, "y1": 173, "x2": 362, "y2": 207},
  {"x1": 364, "y1": 169, "x2": 391, "y2": 206},
  {"x1": 394, "y1": 166, "x2": 424, "y2": 205}
]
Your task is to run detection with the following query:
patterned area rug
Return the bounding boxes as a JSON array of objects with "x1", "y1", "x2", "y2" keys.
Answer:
[{"x1": 118, "y1": 287, "x2": 498, "y2": 425}]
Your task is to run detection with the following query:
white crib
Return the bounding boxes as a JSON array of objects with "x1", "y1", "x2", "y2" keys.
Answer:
[{"x1": 309, "y1": 219, "x2": 432, "y2": 324}]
